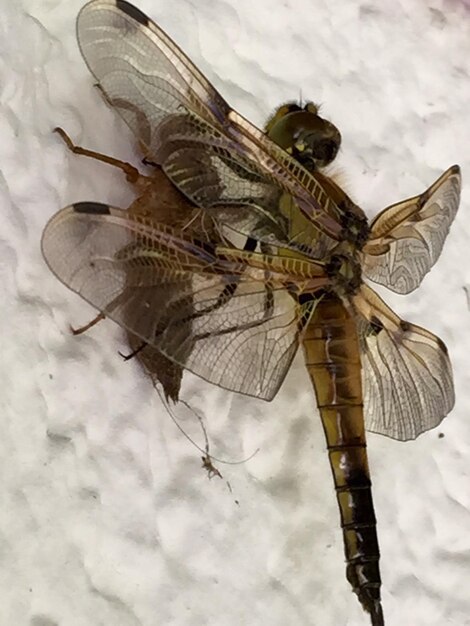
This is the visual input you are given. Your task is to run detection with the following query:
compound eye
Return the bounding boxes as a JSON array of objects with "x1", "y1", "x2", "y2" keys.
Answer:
[{"x1": 316, "y1": 138, "x2": 338, "y2": 163}]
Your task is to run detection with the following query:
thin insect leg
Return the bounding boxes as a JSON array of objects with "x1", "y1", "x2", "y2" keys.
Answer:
[
  {"x1": 179, "y1": 398, "x2": 223, "y2": 479},
  {"x1": 155, "y1": 236, "x2": 258, "y2": 327},
  {"x1": 119, "y1": 341, "x2": 147, "y2": 361},
  {"x1": 189, "y1": 236, "x2": 258, "y2": 315},
  {"x1": 70, "y1": 312, "x2": 106, "y2": 335},
  {"x1": 54, "y1": 127, "x2": 143, "y2": 184},
  {"x1": 71, "y1": 293, "x2": 126, "y2": 337},
  {"x1": 142, "y1": 156, "x2": 158, "y2": 167}
]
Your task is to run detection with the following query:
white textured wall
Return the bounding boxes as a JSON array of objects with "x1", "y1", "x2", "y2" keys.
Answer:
[{"x1": 1, "y1": 1, "x2": 469, "y2": 625}]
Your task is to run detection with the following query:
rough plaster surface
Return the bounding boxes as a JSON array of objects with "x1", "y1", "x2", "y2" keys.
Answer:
[{"x1": 1, "y1": 1, "x2": 469, "y2": 625}]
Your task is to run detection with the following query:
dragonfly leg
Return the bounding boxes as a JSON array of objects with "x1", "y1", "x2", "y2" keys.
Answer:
[
  {"x1": 54, "y1": 127, "x2": 144, "y2": 184},
  {"x1": 70, "y1": 312, "x2": 106, "y2": 335},
  {"x1": 118, "y1": 341, "x2": 147, "y2": 361}
]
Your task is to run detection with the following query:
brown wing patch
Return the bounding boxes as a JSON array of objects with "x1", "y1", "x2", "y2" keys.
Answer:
[{"x1": 42, "y1": 202, "x2": 326, "y2": 399}]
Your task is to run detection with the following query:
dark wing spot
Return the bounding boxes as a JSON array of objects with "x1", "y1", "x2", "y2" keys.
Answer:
[
  {"x1": 369, "y1": 315, "x2": 383, "y2": 335},
  {"x1": 244, "y1": 237, "x2": 257, "y2": 252},
  {"x1": 436, "y1": 336, "x2": 449, "y2": 355},
  {"x1": 116, "y1": 0, "x2": 149, "y2": 26},
  {"x1": 417, "y1": 190, "x2": 430, "y2": 208},
  {"x1": 399, "y1": 320, "x2": 411, "y2": 332},
  {"x1": 73, "y1": 202, "x2": 111, "y2": 215}
]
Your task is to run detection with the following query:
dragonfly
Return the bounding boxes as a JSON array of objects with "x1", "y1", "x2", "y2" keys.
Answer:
[{"x1": 41, "y1": 1, "x2": 461, "y2": 624}]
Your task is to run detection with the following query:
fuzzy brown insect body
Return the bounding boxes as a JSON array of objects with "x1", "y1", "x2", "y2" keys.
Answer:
[{"x1": 125, "y1": 165, "x2": 221, "y2": 402}]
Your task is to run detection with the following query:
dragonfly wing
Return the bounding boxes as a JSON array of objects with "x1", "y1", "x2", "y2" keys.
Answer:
[
  {"x1": 360, "y1": 165, "x2": 461, "y2": 294},
  {"x1": 352, "y1": 284, "x2": 454, "y2": 441},
  {"x1": 76, "y1": 0, "x2": 342, "y2": 256},
  {"x1": 77, "y1": 0, "x2": 231, "y2": 140},
  {"x1": 41, "y1": 201, "x2": 318, "y2": 400}
]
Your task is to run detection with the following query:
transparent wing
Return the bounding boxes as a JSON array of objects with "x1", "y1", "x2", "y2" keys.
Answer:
[
  {"x1": 361, "y1": 165, "x2": 461, "y2": 294},
  {"x1": 41, "y1": 202, "x2": 325, "y2": 400},
  {"x1": 76, "y1": 0, "x2": 343, "y2": 256},
  {"x1": 352, "y1": 284, "x2": 454, "y2": 441}
]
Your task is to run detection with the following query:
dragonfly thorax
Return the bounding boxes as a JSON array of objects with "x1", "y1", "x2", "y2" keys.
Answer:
[
  {"x1": 340, "y1": 210, "x2": 370, "y2": 249},
  {"x1": 325, "y1": 252, "x2": 362, "y2": 295}
]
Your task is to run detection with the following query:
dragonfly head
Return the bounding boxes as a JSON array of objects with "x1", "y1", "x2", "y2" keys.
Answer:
[{"x1": 265, "y1": 101, "x2": 341, "y2": 171}]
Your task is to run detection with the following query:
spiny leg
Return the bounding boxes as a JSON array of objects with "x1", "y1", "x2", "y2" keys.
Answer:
[
  {"x1": 70, "y1": 312, "x2": 106, "y2": 336},
  {"x1": 54, "y1": 127, "x2": 145, "y2": 184},
  {"x1": 54, "y1": 129, "x2": 150, "y2": 340},
  {"x1": 118, "y1": 342, "x2": 147, "y2": 361}
]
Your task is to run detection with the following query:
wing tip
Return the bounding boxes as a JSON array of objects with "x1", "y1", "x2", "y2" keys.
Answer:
[
  {"x1": 435, "y1": 335, "x2": 449, "y2": 356},
  {"x1": 115, "y1": 0, "x2": 149, "y2": 26},
  {"x1": 73, "y1": 201, "x2": 111, "y2": 215}
]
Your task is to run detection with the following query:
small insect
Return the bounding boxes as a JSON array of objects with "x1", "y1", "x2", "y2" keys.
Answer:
[
  {"x1": 52, "y1": 125, "x2": 220, "y2": 403},
  {"x1": 42, "y1": 2, "x2": 461, "y2": 624}
]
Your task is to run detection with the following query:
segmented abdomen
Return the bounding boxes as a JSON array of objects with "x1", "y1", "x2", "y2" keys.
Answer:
[{"x1": 302, "y1": 294, "x2": 384, "y2": 625}]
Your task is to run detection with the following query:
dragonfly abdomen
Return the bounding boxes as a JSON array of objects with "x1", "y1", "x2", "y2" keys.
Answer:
[{"x1": 302, "y1": 295, "x2": 384, "y2": 626}]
